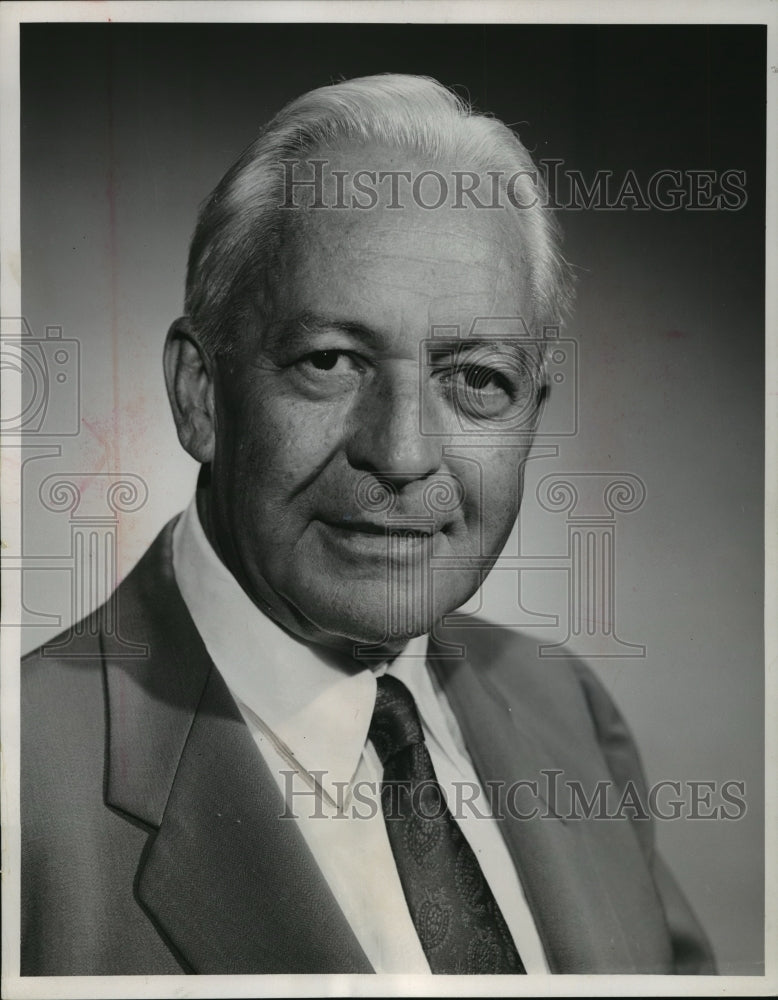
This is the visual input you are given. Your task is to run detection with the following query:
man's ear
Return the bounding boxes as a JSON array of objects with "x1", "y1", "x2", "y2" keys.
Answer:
[{"x1": 163, "y1": 317, "x2": 216, "y2": 464}]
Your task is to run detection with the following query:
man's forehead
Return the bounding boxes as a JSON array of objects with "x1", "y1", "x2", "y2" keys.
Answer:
[
  {"x1": 306, "y1": 212, "x2": 519, "y2": 267},
  {"x1": 278, "y1": 202, "x2": 528, "y2": 324},
  {"x1": 273, "y1": 227, "x2": 529, "y2": 340}
]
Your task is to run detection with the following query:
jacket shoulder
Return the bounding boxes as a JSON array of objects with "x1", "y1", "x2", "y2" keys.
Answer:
[
  {"x1": 437, "y1": 618, "x2": 606, "y2": 726},
  {"x1": 20, "y1": 520, "x2": 190, "y2": 976},
  {"x1": 22, "y1": 625, "x2": 105, "y2": 755},
  {"x1": 435, "y1": 618, "x2": 651, "y2": 816}
]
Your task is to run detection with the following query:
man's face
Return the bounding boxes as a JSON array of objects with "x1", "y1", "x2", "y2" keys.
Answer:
[{"x1": 204, "y1": 155, "x2": 543, "y2": 652}]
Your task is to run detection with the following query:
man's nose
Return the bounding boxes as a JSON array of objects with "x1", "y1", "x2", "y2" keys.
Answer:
[{"x1": 345, "y1": 368, "x2": 443, "y2": 487}]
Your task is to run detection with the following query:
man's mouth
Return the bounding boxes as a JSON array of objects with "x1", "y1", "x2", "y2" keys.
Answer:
[
  {"x1": 316, "y1": 517, "x2": 447, "y2": 558},
  {"x1": 328, "y1": 519, "x2": 437, "y2": 536}
]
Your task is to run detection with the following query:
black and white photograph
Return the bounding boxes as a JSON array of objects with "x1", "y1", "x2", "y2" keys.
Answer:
[{"x1": 1, "y1": 2, "x2": 773, "y2": 996}]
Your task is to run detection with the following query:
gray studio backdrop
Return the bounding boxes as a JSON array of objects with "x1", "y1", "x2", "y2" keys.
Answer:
[{"x1": 17, "y1": 23, "x2": 764, "y2": 973}]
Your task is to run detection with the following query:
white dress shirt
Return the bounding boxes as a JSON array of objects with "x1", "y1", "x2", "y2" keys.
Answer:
[{"x1": 172, "y1": 499, "x2": 548, "y2": 973}]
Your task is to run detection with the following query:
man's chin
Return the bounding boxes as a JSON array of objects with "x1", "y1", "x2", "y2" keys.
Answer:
[
  {"x1": 310, "y1": 604, "x2": 434, "y2": 653},
  {"x1": 289, "y1": 585, "x2": 455, "y2": 655}
]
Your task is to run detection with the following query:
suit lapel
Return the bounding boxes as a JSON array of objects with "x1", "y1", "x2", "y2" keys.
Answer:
[
  {"x1": 103, "y1": 521, "x2": 372, "y2": 974},
  {"x1": 429, "y1": 630, "x2": 674, "y2": 974},
  {"x1": 135, "y1": 664, "x2": 372, "y2": 973}
]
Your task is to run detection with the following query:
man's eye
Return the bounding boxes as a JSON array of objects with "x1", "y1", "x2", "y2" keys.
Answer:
[
  {"x1": 443, "y1": 364, "x2": 514, "y2": 417},
  {"x1": 460, "y1": 365, "x2": 511, "y2": 393},
  {"x1": 304, "y1": 350, "x2": 341, "y2": 371},
  {"x1": 297, "y1": 350, "x2": 359, "y2": 375}
]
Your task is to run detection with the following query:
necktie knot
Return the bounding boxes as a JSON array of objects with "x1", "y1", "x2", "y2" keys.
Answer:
[{"x1": 368, "y1": 675, "x2": 425, "y2": 766}]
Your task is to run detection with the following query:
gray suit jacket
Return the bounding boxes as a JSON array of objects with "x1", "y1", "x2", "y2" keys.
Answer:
[{"x1": 21, "y1": 519, "x2": 715, "y2": 975}]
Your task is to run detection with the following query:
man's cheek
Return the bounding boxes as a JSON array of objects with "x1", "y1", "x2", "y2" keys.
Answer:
[
  {"x1": 270, "y1": 403, "x2": 347, "y2": 461},
  {"x1": 458, "y1": 457, "x2": 519, "y2": 511},
  {"x1": 475, "y1": 475, "x2": 521, "y2": 545}
]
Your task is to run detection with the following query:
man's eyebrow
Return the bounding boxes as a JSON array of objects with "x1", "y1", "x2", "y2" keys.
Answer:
[
  {"x1": 265, "y1": 312, "x2": 380, "y2": 350},
  {"x1": 425, "y1": 338, "x2": 540, "y2": 359},
  {"x1": 263, "y1": 314, "x2": 541, "y2": 362},
  {"x1": 426, "y1": 339, "x2": 511, "y2": 352}
]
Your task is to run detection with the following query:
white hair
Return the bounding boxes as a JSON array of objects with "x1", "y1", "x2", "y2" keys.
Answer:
[{"x1": 185, "y1": 73, "x2": 574, "y2": 355}]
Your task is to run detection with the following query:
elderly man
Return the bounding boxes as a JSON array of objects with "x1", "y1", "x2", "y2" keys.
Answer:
[{"x1": 21, "y1": 74, "x2": 714, "y2": 976}]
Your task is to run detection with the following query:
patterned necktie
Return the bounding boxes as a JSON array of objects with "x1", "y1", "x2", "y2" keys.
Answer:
[{"x1": 368, "y1": 674, "x2": 526, "y2": 974}]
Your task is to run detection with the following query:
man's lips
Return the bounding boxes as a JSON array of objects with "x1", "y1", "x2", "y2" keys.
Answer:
[
  {"x1": 319, "y1": 517, "x2": 445, "y2": 536},
  {"x1": 315, "y1": 516, "x2": 449, "y2": 557}
]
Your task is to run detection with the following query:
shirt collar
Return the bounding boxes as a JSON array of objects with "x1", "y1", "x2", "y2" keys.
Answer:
[{"x1": 171, "y1": 498, "x2": 430, "y2": 802}]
